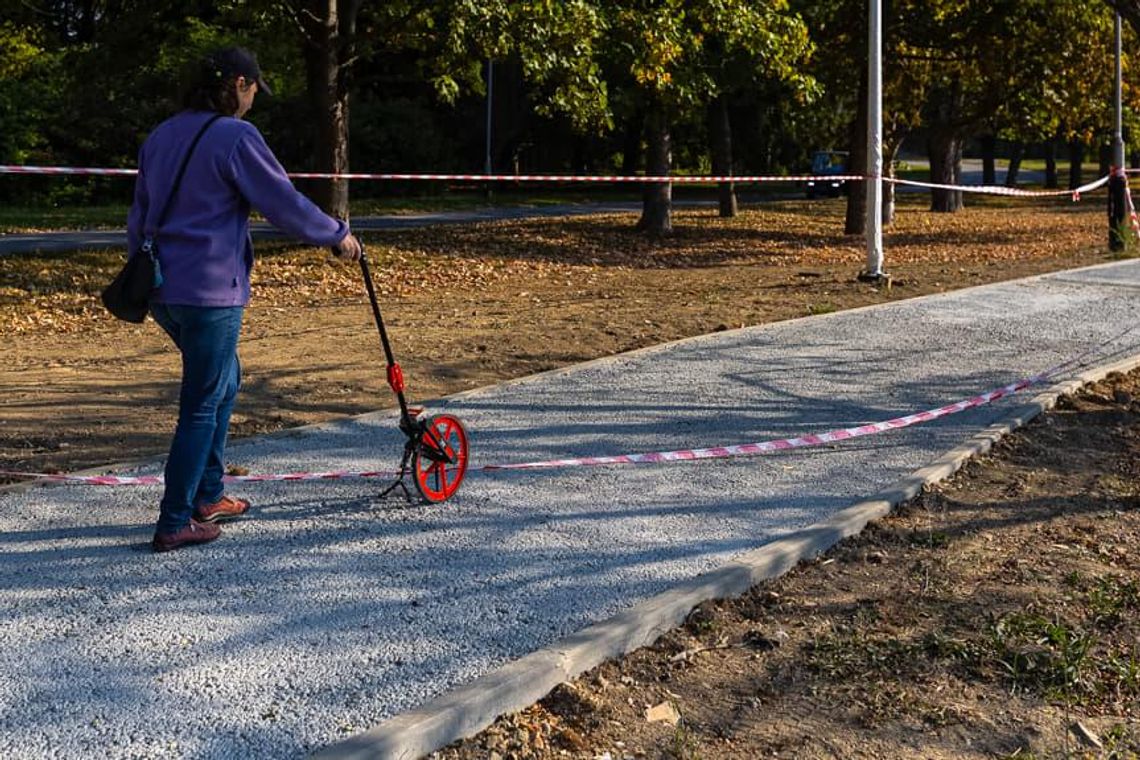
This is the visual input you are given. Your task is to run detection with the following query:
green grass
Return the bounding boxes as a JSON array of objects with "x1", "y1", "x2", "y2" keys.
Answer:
[
  {"x1": 987, "y1": 612, "x2": 1098, "y2": 701},
  {"x1": 1087, "y1": 576, "x2": 1140, "y2": 629},
  {"x1": 0, "y1": 204, "x2": 131, "y2": 232}
]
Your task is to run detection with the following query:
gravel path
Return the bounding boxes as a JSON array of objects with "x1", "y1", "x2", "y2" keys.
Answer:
[{"x1": 2, "y1": 260, "x2": 1139, "y2": 758}]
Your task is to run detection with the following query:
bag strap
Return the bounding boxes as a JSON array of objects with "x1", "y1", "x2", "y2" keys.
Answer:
[{"x1": 143, "y1": 113, "x2": 223, "y2": 244}]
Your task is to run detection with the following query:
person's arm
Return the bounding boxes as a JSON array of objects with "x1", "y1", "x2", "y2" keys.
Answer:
[{"x1": 226, "y1": 126, "x2": 351, "y2": 248}]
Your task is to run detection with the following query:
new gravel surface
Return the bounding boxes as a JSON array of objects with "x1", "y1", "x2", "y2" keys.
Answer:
[{"x1": 2, "y1": 260, "x2": 1140, "y2": 758}]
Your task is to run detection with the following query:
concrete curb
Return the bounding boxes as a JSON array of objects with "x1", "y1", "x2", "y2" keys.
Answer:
[{"x1": 312, "y1": 349, "x2": 1140, "y2": 760}]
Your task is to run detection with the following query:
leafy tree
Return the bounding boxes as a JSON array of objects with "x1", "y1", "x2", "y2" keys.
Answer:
[
  {"x1": 273, "y1": 0, "x2": 611, "y2": 217},
  {"x1": 882, "y1": 0, "x2": 1123, "y2": 211},
  {"x1": 792, "y1": 0, "x2": 926, "y2": 231},
  {"x1": 595, "y1": 0, "x2": 815, "y2": 234},
  {"x1": 403, "y1": 1, "x2": 817, "y2": 232},
  {"x1": 698, "y1": 3, "x2": 816, "y2": 216},
  {"x1": 0, "y1": 2, "x2": 255, "y2": 203},
  {"x1": 429, "y1": 1, "x2": 610, "y2": 133},
  {"x1": 0, "y1": 22, "x2": 52, "y2": 168},
  {"x1": 888, "y1": 0, "x2": 1001, "y2": 212}
]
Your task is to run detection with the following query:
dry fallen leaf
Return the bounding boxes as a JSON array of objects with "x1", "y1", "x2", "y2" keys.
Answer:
[{"x1": 645, "y1": 701, "x2": 680, "y2": 726}]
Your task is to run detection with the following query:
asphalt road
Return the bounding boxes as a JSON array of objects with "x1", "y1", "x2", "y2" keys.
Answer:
[
  {"x1": 0, "y1": 203, "x2": 657, "y2": 255},
  {"x1": 2, "y1": 260, "x2": 1138, "y2": 759}
]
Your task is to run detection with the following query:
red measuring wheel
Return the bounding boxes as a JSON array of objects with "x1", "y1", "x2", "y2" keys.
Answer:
[{"x1": 413, "y1": 414, "x2": 469, "y2": 503}]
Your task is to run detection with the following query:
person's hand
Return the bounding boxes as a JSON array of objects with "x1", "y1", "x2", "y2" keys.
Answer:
[{"x1": 333, "y1": 232, "x2": 362, "y2": 261}]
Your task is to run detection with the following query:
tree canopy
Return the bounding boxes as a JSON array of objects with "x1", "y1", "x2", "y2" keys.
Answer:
[{"x1": 0, "y1": 1, "x2": 1134, "y2": 226}]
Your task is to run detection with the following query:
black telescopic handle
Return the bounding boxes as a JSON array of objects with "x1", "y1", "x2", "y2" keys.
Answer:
[
  {"x1": 358, "y1": 251, "x2": 412, "y2": 421},
  {"x1": 358, "y1": 253, "x2": 395, "y2": 366}
]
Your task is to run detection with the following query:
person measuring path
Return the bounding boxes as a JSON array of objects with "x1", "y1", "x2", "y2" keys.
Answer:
[{"x1": 2, "y1": 259, "x2": 1139, "y2": 759}]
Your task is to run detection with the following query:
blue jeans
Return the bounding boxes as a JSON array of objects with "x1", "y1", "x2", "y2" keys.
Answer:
[{"x1": 151, "y1": 304, "x2": 244, "y2": 534}]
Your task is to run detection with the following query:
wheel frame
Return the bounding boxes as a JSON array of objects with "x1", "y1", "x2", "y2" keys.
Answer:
[{"x1": 412, "y1": 414, "x2": 469, "y2": 502}]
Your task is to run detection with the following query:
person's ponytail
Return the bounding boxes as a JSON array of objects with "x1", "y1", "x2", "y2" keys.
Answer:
[{"x1": 179, "y1": 55, "x2": 240, "y2": 116}]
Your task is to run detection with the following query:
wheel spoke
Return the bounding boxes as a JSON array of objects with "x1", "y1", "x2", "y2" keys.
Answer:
[
  {"x1": 436, "y1": 422, "x2": 457, "y2": 461},
  {"x1": 413, "y1": 414, "x2": 468, "y2": 502}
]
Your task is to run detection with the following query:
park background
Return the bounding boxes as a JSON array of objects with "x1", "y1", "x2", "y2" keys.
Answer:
[{"x1": 5, "y1": 1, "x2": 1140, "y2": 233}]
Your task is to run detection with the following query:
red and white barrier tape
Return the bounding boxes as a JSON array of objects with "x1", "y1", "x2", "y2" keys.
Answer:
[
  {"x1": 0, "y1": 165, "x2": 138, "y2": 177},
  {"x1": 285, "y1": 172, "x2": 869, "y2": 184},
  {"x1": 0, "y1": 469, "x2": 405, "y2": 487},
  {"x1": 0, "y1": 164, "x2": 1109, "y2": 200},
  {"x1": 885, "y1": 175, "x2": 1109, "y2": 200},
  {"x1": 0, "y1": 354, "x2": 1086, "y2": 487},
  {"x1": 482, "y1": 365, "x2": 1064, "y2": 471},
  {"x1": 0, "y1": 164, "x2": 860, "y2": 185},
  {"x1": 1113, "y1": 166, "x2": 1140, "y2": 237}
]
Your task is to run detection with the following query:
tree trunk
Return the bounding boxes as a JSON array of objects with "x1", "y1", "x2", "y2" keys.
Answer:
[
  {"x1": 927, "y1": 127, "x2": 963, "y2": 212},
  {"x1": 708, "y1": 95, "x2": 736, "y2": 218},
  {"x1": 636, "y1": 105, "x2": 672, "y2": 235},
  {"x1": 980, "y1": 134, "x2": 996, "y2": 185},
  {"x1": 844, "y1": 71, "x2": 868, "y2": 235},
  {"x1": 1068, "y1": 140, "x2": 1084, "y2": 190},
  {"x1": 302, "y1": 0, "x2": 354, "y2": 219},
  {"x1": 620, "y1": 109, "x2": 643, "y2": 176},
  {"x1": 1045, "y1": 139, "x2": 1058, "y2": 188},
  {"x1": 1004, "y1": 141, "x2": 1023, "y2": 187}
]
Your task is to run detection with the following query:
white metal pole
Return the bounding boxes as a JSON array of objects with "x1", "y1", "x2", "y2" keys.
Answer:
[
  {"x1": 864, "y1": 0, "x2": 885, "y2": 278},
  {"x1": 1110, "y1": 13, "x2": 1128, "y2": 251}
]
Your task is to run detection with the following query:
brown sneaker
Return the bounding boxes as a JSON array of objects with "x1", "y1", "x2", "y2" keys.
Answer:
[
  {"x1": 152, "y1": 519, "x2": 222, "y2": 553},
  {"x1": 194, "y1": 495, "x2": 251, "y2": 523}
]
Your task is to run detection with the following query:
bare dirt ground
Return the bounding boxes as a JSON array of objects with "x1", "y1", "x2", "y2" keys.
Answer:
[{"x1": 2, "y1": 196, "x2": 1138, "y2": 758}]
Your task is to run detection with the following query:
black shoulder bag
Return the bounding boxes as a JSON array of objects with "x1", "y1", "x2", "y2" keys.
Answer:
[{"x1": 101, "y1": 114, "x2": 221, "y2": 323}]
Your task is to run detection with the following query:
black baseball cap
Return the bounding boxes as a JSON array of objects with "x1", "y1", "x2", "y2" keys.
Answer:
[{"x1": 208, "y1": 46, "x2": 273, "y2": 96}]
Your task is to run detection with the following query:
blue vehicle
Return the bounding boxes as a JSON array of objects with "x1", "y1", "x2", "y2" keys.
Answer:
[{"x1": 805, "y1": 150, "x2": 849, "y2": 199}]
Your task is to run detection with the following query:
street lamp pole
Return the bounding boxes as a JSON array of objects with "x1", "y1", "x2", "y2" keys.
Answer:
[
  {"x1": 860, "y1": 0, "x2": 888, "y2": 283},
  {"x1": 1110, "y1": 13, "x2": 1127, "y2": 251}
]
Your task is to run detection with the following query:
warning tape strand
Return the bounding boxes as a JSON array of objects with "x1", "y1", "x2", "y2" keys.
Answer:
[
  {"x1": 887, "y1": 175, "x2": 1108, "y2": 199},
  {"x1": 0, "y1": 164, "x2": 1108, "y2": 198},
  {"x1": 0, "y1": 164, "x2": 859, "y2": 184},
  {"x1": 490, "y1": 322, "x2": 1140, "y2": 473},
  {"x1": 482, "y1": 371, "x2": 1046, "y2": 471}
]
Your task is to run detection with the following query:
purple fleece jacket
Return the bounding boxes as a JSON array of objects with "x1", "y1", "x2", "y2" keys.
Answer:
[{"x1": 127, "y1": 110, "x2": 349, "y2": 307}]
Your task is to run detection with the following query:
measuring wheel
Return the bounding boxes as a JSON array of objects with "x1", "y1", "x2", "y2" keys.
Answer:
[
  {"x1": 412, "y1": 413, "x2": 469, "y2": 503},
  {"x1": 358, "y1": 251, "x2": 470, "y2": 504}
]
